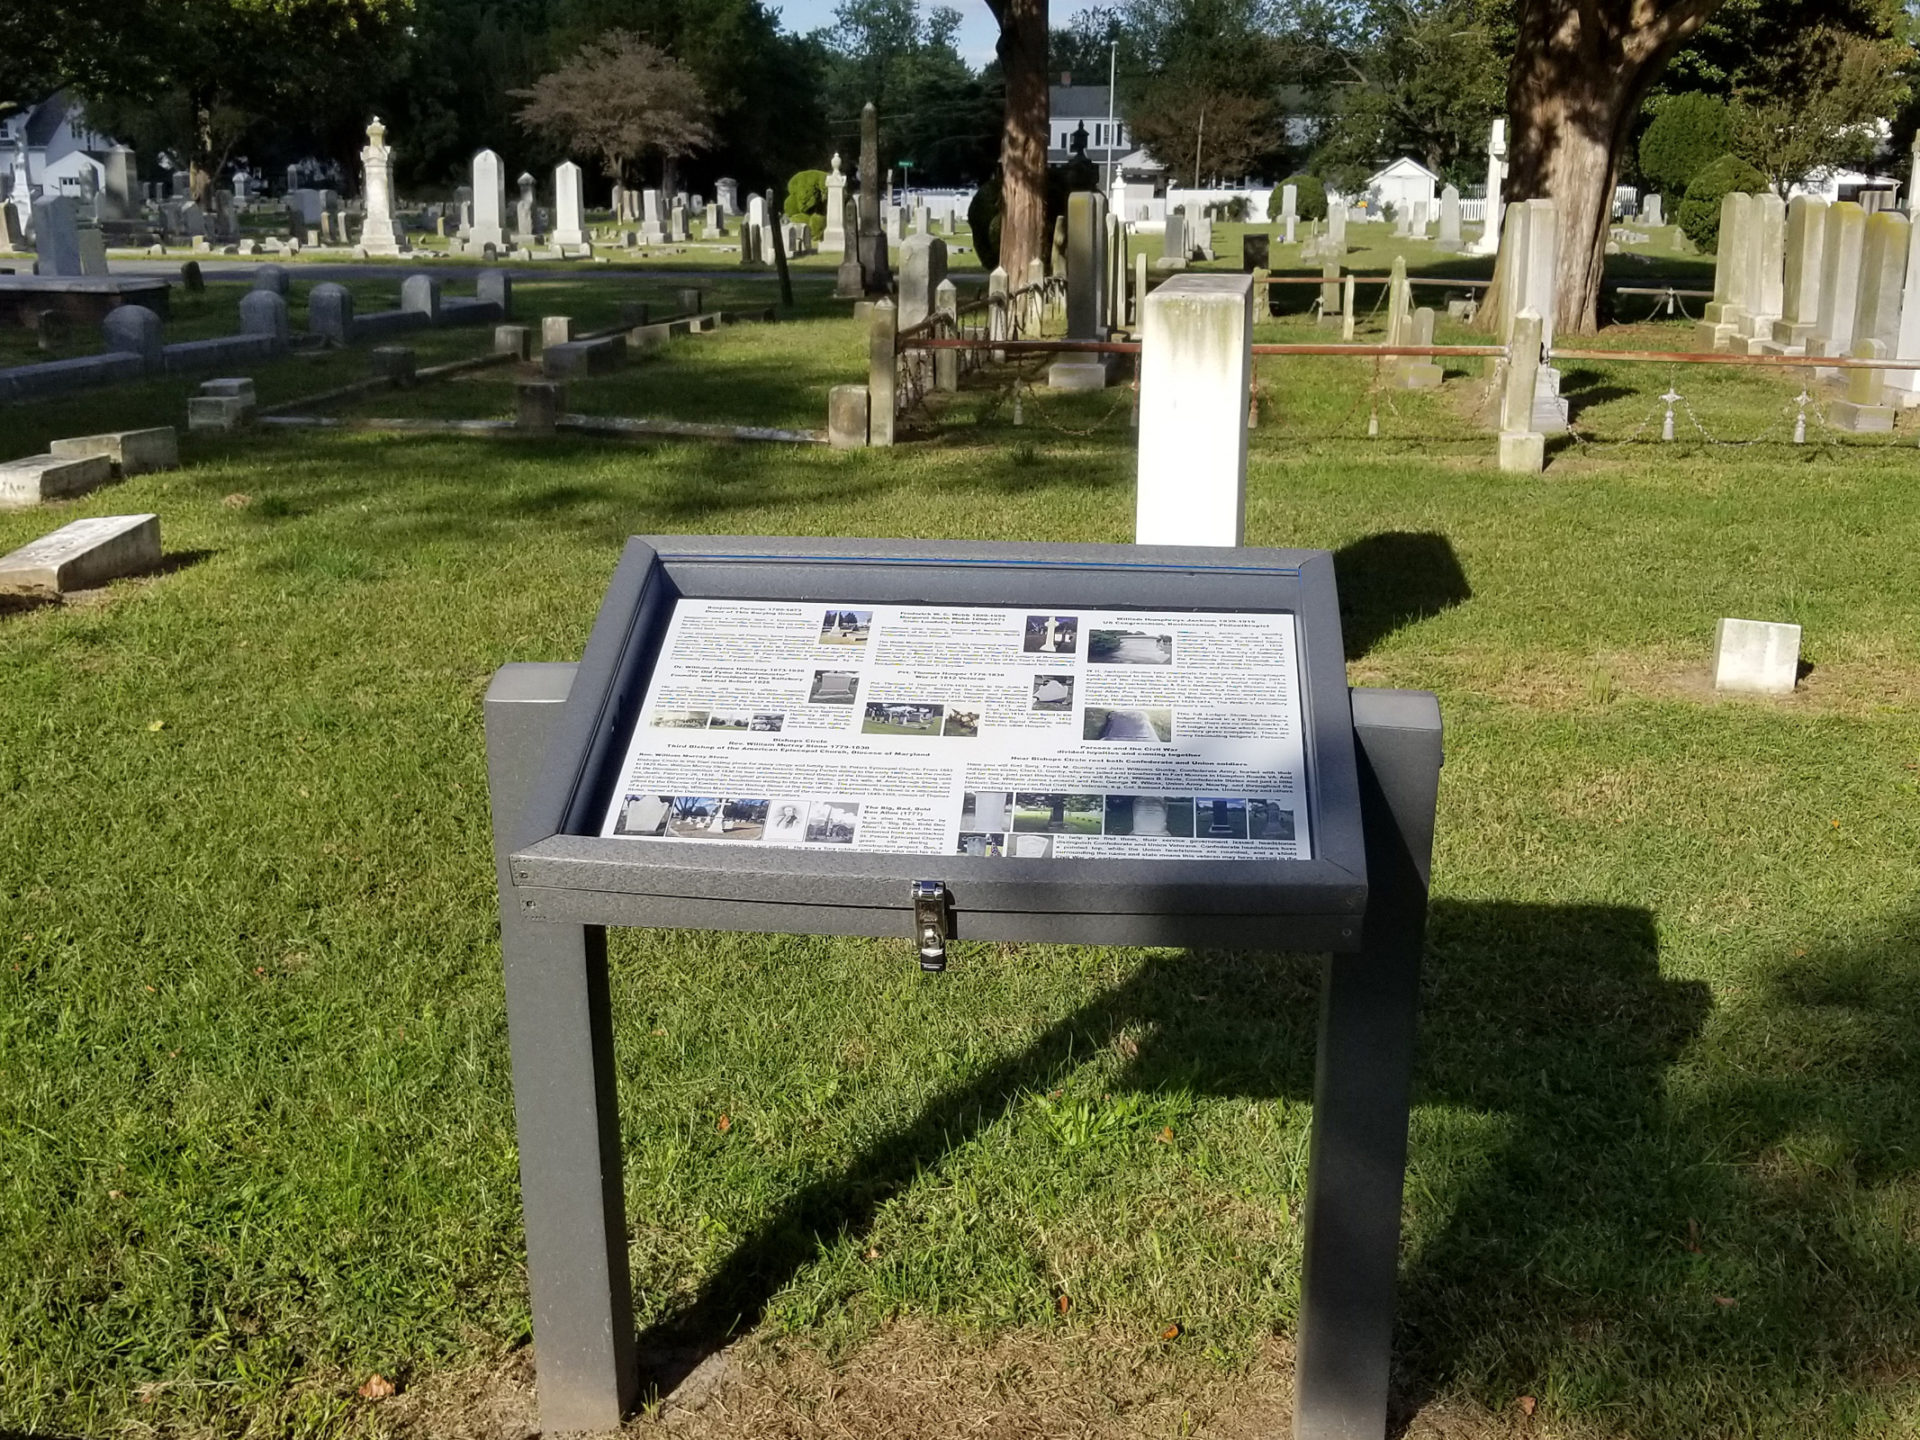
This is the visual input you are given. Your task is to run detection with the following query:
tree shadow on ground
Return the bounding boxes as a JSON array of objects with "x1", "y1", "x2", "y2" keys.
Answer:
[
  {"x1": 1334, "y1": 532, "x2": 1471, "y2": 661},
  {"x1": 628, "y1": 901, "x2": 1719, "y2": 1414}
]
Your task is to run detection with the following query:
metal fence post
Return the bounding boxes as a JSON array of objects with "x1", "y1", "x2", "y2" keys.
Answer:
[
  {"x1": 1293, "y1": 687, "x2": 1442, "y2": 1440},
  {"x1": 486, "y1": 662, "x2": 637, "y2": 1433}
]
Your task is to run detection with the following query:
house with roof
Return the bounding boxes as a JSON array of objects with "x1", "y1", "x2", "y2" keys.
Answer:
[
  {"x1": 2, "y1": 93, "x2": 136, "y2": 218},
  {"x1": 1048, "y1": 79, "x2": 1130, "y2": 171}
]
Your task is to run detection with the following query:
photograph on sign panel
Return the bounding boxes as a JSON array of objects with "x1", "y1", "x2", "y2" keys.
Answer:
[
  {"x1": 1195, "y1": 798, "x2": 1249, "y2": 839},
  {"x1": 1248, "y1": 799, "x2": 1297, "y2": 841},
  {"x1": 1012, "y1": 793, "x2": 1104, "y2": 833},
  {"x1": 942, "y1": 706, "x2": 981, "y2": 736},
  {"x1": 1007, "y1": 833, "x2": 1054, "y2": 858},
  {"x1": 1083, "y1": 707, "x2": 1173, "y2": 742},
  {"x1": 749, "y1": 713, "x2": 784, "y2": 732},
  {"x1": 1088, "y1": 628, "x2": 1174, "y2": 665},
  {"x1": 667, "y1": 797, "x2": 769, "y2": 840},
  {"x1": 961, "y1": 791, "x2": 1013, "y2": 831},
  {"x1": 651, "y1": 709, "x2": 709, "y2": 729},
  {"x1": 612, "y1": 794, "x2": 673, "y2": 837},
  {"x1": 956, "y1": 831, "x2": 1006, "y2": 857},
  {"x1": 809, "y1": 670, "x2": 860, "y2": 704},
  {"x1": 805, "y1": 800, "x2": 860, "y2": 843},
  {"x1": 1103, "y1": 795, "x2": 1196, "y2": 837},
  {"x1": 708, "y1": 711, "x2": 753, "y2": 731},
  {"x1": 1022, "y1": 614, "x2": 1079, "y2": 654},
  {"x1": 1031, "y1": 674, "x2": 1074, "y2": 711},
  {"x1": 819, "y1": 609, "x2": 872, "y2": 645},
  {"x1": 862, "y1": 700, "x2": 942, "y2": 735},
  {"x1": 766, "y1": 799, "x2": 808, "y2": 841}
]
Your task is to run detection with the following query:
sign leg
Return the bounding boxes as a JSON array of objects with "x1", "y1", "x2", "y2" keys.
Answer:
[
  {"x1": 486, "y1": 662, "x2": 637, "y2": 1432},
  {"x1": 1293, "y1": 689, "x2": 1442, "y2": 1440}
]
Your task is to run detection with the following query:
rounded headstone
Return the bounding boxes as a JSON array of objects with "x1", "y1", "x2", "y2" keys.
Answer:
[
  {"x1": 400, "y1": 273, "x2": 442, "y2": 318},
  {"x1": 179, "y1": 260, "x2": 204, "y2": 293},
  {"x1": 307, "y1": 282, "x2": 355, "y2": 346},
  {"x1": 238, "y1": 289, "x2": 290, "y2": 344},
  {"x1": 101, "y1": 304, "x2": 164, "y2": 372},
  {"x1": 250, "y1": 263, "x2": 290, "y2": 295},
  {"x1": 476, "y1": 268, "x2": 512, "y2": 318}
]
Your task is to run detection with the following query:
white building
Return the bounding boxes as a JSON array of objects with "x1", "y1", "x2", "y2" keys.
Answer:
[
  {"x1": 1, "y1": 93, "x2": 117, "y2": 202},
  {"x1": 1048, "y1": 82, "x2": 1130, "y2": 172},
  {"x1": 1363, "y1": 157, "x2": 1440, "y2": 219}
]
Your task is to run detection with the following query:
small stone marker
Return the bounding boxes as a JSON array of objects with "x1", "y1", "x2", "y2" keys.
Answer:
[
  {"x1": 517, "y1": 379, "x2": 564, "y2": 432},
  {"x1": 1712, "y1": 618, "x2": 1800, "y2": 694},
  {"x1": 308, "y1": 283, "x2": 355, "y2": 346},
  {"x1": 48, "y1": 427, "x2": 178, "y2": 477},
  {"x1": 827, "y1": 384, "x2": 870, "y2": 448},
  {"x1": 541, "y1": 315, "x2": 573, "y2": 348},
  {"x1": 369, "y1": 346, "x2": 416, "y2": 385},
  {"x1": 180, "y1": 260, "x2": 204, "y2": 293},
  {"x1": 0, "y1": 513, "x2": 160, "y2": 595},
  {"x1": 0, "y1": 453, "x2": 115, "y2": 508},
  {"x1": 237, "y1": 290, "x2": 290, "y2": 344},
  {"x1": 102, "y1": 305, "x2": 164, "y2": 372},
  {"x1": 251, "y1": 263, "x2": 291, "y2": 296},
  {"x1": 495, "y1": 325, "x2": 532, "y2": 360},
  {"x1": 189, "y1": 377, "x2": 257, "y2": 432}
]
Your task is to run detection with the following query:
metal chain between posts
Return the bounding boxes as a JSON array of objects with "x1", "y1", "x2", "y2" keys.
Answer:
[{"x1": 1561, "y1": 365, "x2": 1845, "y2": 451}]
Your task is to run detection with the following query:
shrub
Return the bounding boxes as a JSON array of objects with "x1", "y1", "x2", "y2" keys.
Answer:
[
  {"x1": 967, "y1": 174, "x2": 1002, "y2": 270},
  {"x1": 1269, "y1": 173, "x2": 1327, "y2": 223},
  {"x1": 784, "y1": 169, "x2": 828, "y2": 220},
  {"x1": 1638, "y1": 93, "x2": 1730, "y2": 199},
  {"x1": 1677, "y1": 154, "x2": 1767, "y2": 252}
]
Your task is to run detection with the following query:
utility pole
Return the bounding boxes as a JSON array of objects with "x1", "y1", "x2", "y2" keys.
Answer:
[{"x1": 1105, "y1": 39, "x2": 1121, "y2": 195}]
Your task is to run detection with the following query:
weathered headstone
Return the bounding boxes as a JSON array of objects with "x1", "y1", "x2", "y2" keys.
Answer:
[
  {"x1": 716, "y1": 178, "x2": 739, "y2": 216},
  {"x1": 1641, "y1": 193, "x2": 1663, "y2": 227},
  {"x1": 867, "y1": 299, "x2": 896, "y2": 446},
  {"x1": 102, "y1": 305, "x2": 164, "y2": 372},
  {"x1": 1830, "y1": 338, "x2": 1894, "y2": 432},
  {"x1": 49, "y1": 427, "x2": 177, "y2": 477},
  {"x1": 494, "y1": 325, "x2": 532, "y2": 359},
  {"x1": 552, "y1": 161, "x2": 587, "y2": 249},
  {"x1": 934, "y1": 277, "x2": 959, "y2": 392},
  {"x1": 1773, "y1": 195, "x2": 1826, "y2": 353},
  {"x1": 237, "y1": 289, "x2": 290, "y2": 344},
  {"x1": 824, "y1": 154, "x2": 847, "y2": 252},
  {"x1": 1137, "y1": 274, "x2": 1253, "y2": 545},
  {"x1": 517, "y1": 380, "x2": 564, "y2": 432},
  {"x1": 1813, "y1": 201, "x2": 1866, "y2": 362},
  {"x1": 897, "y1": 232, "x2": 947, "y2": 393},
  {"x1": 1325, "y1": 201, "x2": 1347, "y2": 255},
  {"x1": 101, "y1": 144, "x2": 137, "y2": 220},
  {"x1": 470, "y1": 150, "x2": 509, "y2": 252},
  {"x1": 827, "y1": 384, "x2": 870, "y2": 448},
  {"x1": 1740, "y1": 191, "x2": 1785, "y2": 347},
  {"x1": 31, "y1": 196, "x2": 82, "y2": 276},
  {"x1": 857, "y1": 100, "x2": 890, "y2": 297},
  {"x1": 1437, "y1": 185, "x2": 1462, "y2": 249},
  {"x1": 1498, "y1": 310, "x2": 1545, "y2": 473},
  {"x1": 0, "y1": 453, "x2": 114, "y2": 509},
  {"x1": 400, "y1": 273, "x2": 441, "y2": 319},
  {"x1": 0, "y1": 514, "x2": 159, "y2": 595},
  {"x1": 1885, "y1": 209, "x2": 1920, "y2": 404},
  {"x1": 477, "y1": 268, "x2": 512, "y2": 317},
  {"x1": 541, "y1": 315, "x2": 573, "y2": 348},
  {"x1": 358, "y1": 117, "x2": 407, "y2": 256},
  {"x1": 516, "y1": 172, "x2": 539, "y2": 242},
  {"x1": 308, "y1": 283, "x2": 355, "y2": 345},
  {"x1": 641, "y1": 189, "x2": 666, "y2": 245},
  {"x1": 1471, "y1": 118, "x2": 1506, "y2": 255},
  {"x1": 250, "y1": 263, "x2": 290, "y2": 296},
  {"x1": 1852, "y1": 210, "x2": 1908, "y2": 356},
  {"x1": 75, "y1": 227, "x2": 109, "y2": 276},
  {"x1": 1712, "y1": 618, "x2": 1800, "y2": 694},
  {"x1": 1694, "y1": 191, "x2": 1753, "y2": 352},
  {"x1": 1050, "y1": 190, "x2": 1113, "y2": 390}
]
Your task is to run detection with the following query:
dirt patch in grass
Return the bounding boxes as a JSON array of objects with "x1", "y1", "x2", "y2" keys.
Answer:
[{"x1": 380, "y1": 1323, "x2": 1532, "y2": 1440}]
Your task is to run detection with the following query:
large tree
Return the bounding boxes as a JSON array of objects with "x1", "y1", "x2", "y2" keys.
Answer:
[
  {"x1": 982, "y1": 0, "x2": 1050, "y2": 283},
  {"x1": 819, "y1": 0, "x2": 999, "y2": 187},
  {"x1": 1500, "y1": 0, "x2": 1725, "y2": 337},
  {"x1": 514, "y1": 32, "x2": 714, "y2": 191}
]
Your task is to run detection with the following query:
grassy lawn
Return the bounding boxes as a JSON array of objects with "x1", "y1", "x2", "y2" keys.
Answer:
[{"x1": 2, "y1": 242, "x2": 1919, "y2": 1440}]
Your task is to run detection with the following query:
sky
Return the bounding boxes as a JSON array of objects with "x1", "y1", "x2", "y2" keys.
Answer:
[{"x1": 769, "y1": 0, "x2": 1100, "y2": 67}]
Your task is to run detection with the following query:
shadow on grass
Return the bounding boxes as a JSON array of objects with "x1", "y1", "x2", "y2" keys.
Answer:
[
  {"x1": 631, "y1": 903, "x2": 1708, "y2": 1407},
  {"x1": 632, "y1": 904, "x2": 1920, "y2": 1432},
  {"x1": 1333, "y1": 532, "x2": 1471, "y2": 661}
]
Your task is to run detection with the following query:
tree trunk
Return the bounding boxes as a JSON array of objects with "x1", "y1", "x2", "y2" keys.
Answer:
[
  {"x1": 1497, "y1": 0, "x2": 1723, "y2": 336},
  {"x1": 988, "y1": 0, "x2": 1049, "y2": 283}
]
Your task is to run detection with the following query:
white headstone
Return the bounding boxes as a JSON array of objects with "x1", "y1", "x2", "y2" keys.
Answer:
[
  {"x1": 357, "y1": 117, "x2": 406, "y2": 256},
  {"x1": 552, "y1": 160, "x2": 586, "y2": 248},
  {"x1": 1136, "y1": 274, "x2": 1252, "y2": 546},
  {"x1": 31, "y1": 196, "x2": 82, "y2": 275},
  {"x1": 0, "y1": 514, "x2": 160, "y2": 596},
  {"x1": 470, "y1": 149, "x2": 509, "y2": 251},
  {"x1": 1712, "y1": 618, "x2": 1800, "y2": 695},
  {"x1": 1814, "y1": 201, "x2": 1866, "y2": 359}
]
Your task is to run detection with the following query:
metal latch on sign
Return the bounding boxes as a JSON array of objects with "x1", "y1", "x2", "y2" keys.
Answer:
[{"x1": 912, "y1": 880, "x2": 949, "y2": 972}]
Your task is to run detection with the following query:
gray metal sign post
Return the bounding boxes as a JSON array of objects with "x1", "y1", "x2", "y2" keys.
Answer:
[{"x1": 484, "y1": 538, "x2": 1441, "y2": 1438}]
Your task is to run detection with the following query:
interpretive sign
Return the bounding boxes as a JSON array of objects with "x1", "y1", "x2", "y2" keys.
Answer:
[
  {"x1": 597, "y1": 599, "x2": 1312, "y2": 860},
  {"x1": 486, "y1": 534, "x2": 1443, "y2": 1440},
  {"x1": 503, "y1": 535, "x2": 1366, "y2": 951}
]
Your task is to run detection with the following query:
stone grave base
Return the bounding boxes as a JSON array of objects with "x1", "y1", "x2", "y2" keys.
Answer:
[{"x1": 1048, "y1": 355, "x2": 1117, "y2": 391}]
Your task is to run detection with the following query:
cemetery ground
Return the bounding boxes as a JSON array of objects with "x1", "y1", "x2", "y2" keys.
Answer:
[{"x1": 2, "y1": 238, "x2": 1919, "y2": 1440}]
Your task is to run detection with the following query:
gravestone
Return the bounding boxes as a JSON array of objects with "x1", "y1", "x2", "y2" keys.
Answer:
[
  {"x1": 1885, "y1": 209, "x2": 1920, "y2": 404},
  {"x1": 102, "y1": 305, "x2": 164, "y2": 372},
  {"x1": 1741, "y1": 192, "x2": 1785, "y2": 347},
  {"x1": 251, "y1": 263, "x2": 290, "y2": 296},
  {"x1": 400, "y1": 273, "x2": 441, "y2": 319},
  {"x1": 49, "y1": 427, "x2": 178, "y2": 477},
  {"x1": 1325, "y1": 201, "x2": 1347, "y2": 255},
  {"x1": 237, "y1": 289, "x2": 290, "y2": 344},
  {"x1": 824, "y1": 154, "x2": 847, "y2": 251},
  {"x1": 76, "y1": 228, "x2": 108, "y2": 276},
  {"x1": 31, "y1": 196, "x2": 82, "y2": 276},
  {"x1": 516, "y1": 172, "x2": 538, "y2": 242},
  {"x1": 1437, "y1": 185, "x2": 1462, "y2": 249},
  {"x1": 1830, "y1": 338, "x2": 1894, "y2": 432},
  {"x1": 1243, "y1": 233, "x2": 1269, "y2": 270},
  {"x1": 641, "y1": 189, "x2": 666, "y2": 245},
  {"x1": 1852, "y1": 211, "x2": 1908, "y2": 356},
  {"x1": 477, "y1": 268, "x2": 512, "y2": 317},
  {"x1": 827, "y1": 384, "x2": 869, "y2": 448},
  {"x1": 0, "y1": 453, "x2": 114, "y2": 508},
  {"x1": 1136, "y1": 275, "x2": 1253, "y2": 544},
  {"x1": 1050, "y1": 190, "x2": 1113, "y2": 391},
  {"x1": 1162, "y1": 212, "x2": 1187, "y2": 269},
  {"x1": 102, "y1": 144, "x2": 137, "y2": 220},
  {"x1": 552, "y1": 161, "x2": 587, "y2": 249},
  {"x1": 857, "y1": 101, "x2": 890, "y2": 296},
  {"x1": 1641, "y1": 193, "x2": 1663, "y2": 227},
  {"x1": 1813, "y1": 201, "x2": 1865, "y2": 361},
  {"x1": 0, "y1": 514, "x2": 160, "y2": 596},
  {"x1": 1470, "y1": 117, "x2": 1506, "y2": 255},
  {"x1": 716, "y1": 178, "x2": 738, "y2": 216},
  {"x1": 470, "y1": 149, "x2": 510, "y2": 252},
  {"x1": 1694, "y1": 192, "x2": 1753, "y2": 351},
  {"x1": 1712, "y1": 619, "x2": 1800, "y2": 694},
  {"x1": 307, "y1": 283, "x2": 356, "y2": 345},
  {"x1": 1772, "y1": 195, "x2": 1826, "y2": 353},
  {"x1": 358, "y1": 118, "x2": 407, "y2": 256}
]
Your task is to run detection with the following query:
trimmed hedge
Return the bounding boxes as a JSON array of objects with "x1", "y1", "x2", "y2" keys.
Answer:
[
  {"x1": 1678, "y1": 154, "x2": 1767, "y2": 252},
  {"x1": 1270, "y1": 174, "x2": 1327, "y2": 223}
]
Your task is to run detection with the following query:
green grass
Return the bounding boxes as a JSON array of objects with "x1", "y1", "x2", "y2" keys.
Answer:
[{"x1": 2, "y1": 254, "x2": 1919, "y2": 1439}]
